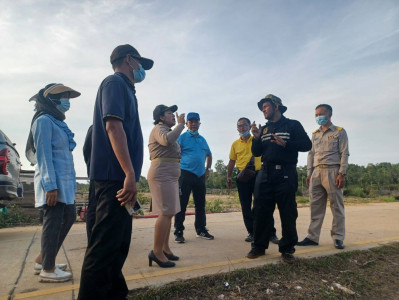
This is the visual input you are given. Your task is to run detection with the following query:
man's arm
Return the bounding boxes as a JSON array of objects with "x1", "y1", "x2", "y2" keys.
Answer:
[
  {"x1": 306, "y1": 135, "x2": 315, "y2": 187},
  {"x1": 227, "y1": 159, "x2": 236, "y2": 189},
  {"x1": 251, "y1": 122, "x2": 263, "y2": 156},
  {"x1": 106, "y1": 119, "x2": 137, "y2": 206},
  {"x1": 338, "y1": 129, "x2": 349, "y2": 175},
  {"x1": 205, "y1": 155, "x2": 212, "y2": 180},
  {"x1": 285, "y1": 121, "x2": 312, "y2": 152},
  {"x1": 336, "y1": 129, "x2": 350, "y2": 189}
]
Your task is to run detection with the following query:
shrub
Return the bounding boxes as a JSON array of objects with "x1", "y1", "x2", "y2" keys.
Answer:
[
  {"x1": 345, "y1": 186, "x2": 367, "y2": 198},
  {"x1": 0, "y1": 204, "x2": 33, "y2": 228},
  {"x1": 137, "y1": 193, "x2": 151, "y2": 205},
  {"x1": 296, "y1": 196, "x2": 309, "y2": 203},
  {"x1": 206, "y1": 199, "x2": 223, "y2": 213}
]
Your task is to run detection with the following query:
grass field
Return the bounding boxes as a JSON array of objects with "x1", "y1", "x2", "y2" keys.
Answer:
[
  {"x1": 129, "y1": 242, "x2": 399, "y2": 299},
  {"x1": 138, "y1": 192, "x2": 399, "y2": 214}
]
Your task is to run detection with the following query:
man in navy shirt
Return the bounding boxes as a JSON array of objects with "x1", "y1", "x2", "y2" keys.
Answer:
[
  {"x1": 78, "y1": 44, "x2": 153, "y2": 300},
  {"x1": 174, "y1": 112, "x2": 214, "y2": 243}
]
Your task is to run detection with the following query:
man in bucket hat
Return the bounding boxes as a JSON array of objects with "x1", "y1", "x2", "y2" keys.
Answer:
[
  {"x1": 247, "y1": 94, "x2": 311, "y2": 264},
  {"x1": 78, "y1": 44, "x2": 153, "y2": 300}
]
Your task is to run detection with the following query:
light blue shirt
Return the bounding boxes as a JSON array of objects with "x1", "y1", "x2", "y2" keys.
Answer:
[
  {"x1": 32, "y1": 115, "x2": 76, "y2": 207},
  {"x1": 178, "y1": 131, "x2": 212, "y2": 177}
]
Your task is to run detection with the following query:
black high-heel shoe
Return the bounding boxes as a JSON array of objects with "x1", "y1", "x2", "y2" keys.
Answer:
[
  {"x1": 163, "y1": 251, "x2": 179, "y2": 261},
  {"x1": 148, "y1": 251, "x2": 175, "y2": 268}
]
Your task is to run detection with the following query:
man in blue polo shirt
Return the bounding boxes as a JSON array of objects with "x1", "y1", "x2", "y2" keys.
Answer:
[
  {"x1": 174, "y1": 112, "x2": 213, "y2": 243},
  {"x1": 78, "y1": 44, "x2": 153, "y2": 300}
]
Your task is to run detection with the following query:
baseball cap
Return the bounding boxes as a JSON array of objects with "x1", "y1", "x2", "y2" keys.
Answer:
[
  {"x1": 153, "y1": 104, "x2": 178, "y2": 121},
  {"x1": 187, "y1": 112, "x2": 200, "y2": 121},
  {"x1": 257, "y1": 94, "x2": 287, "y2": 113},
  {"x1": 110, "y1": 44, "x2": 154, "y2": 70}
]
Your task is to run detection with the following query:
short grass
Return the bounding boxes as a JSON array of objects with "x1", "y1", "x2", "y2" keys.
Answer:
[{"x1": 129, "y1": 242, "x2": 399, "y2": 299}]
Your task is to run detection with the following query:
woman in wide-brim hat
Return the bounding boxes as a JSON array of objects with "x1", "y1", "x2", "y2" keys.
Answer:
[
  {"x1": 147, "y1": 104, "x2": 185, "y2": 268},
  {"x1": 26, "y1": 83, "x2": 80, "y2": 282}
]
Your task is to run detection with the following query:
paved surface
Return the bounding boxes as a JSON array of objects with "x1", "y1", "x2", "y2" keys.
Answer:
[{"x1": 1, "y1": 202, "x2": 398, "y2": 300}]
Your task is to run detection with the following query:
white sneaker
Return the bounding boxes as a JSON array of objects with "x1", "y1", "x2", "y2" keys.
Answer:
[
  {"x1": 34, "y1": 263, "x2": 67, "y2": 275},
  {"x1": 39, "y1": 268, "x2": 72, "y2": 283}
]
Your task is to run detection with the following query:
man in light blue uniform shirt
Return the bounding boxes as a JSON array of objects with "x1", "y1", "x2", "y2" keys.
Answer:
[{"x1": 174, "y1": 112, "x2": 213, "y2": 243}]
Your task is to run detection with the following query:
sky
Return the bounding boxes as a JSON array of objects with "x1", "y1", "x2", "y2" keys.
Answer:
[{"x1": 1, "y1": 0, "x2": 399, "y2": 179}]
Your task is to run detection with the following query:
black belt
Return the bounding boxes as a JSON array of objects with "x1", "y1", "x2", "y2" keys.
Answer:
[{"x1": 261, "y1": 163, "x2": 295, "y2": 170}]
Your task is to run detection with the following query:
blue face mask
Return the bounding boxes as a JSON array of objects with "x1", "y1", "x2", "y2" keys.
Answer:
[
  {"x1": 187, "y1": 130, "x2": 198, "y2": 136},
  {"x1": 133, "y1": 63, "x2": 146, "y2": 83},
  {"x1": 315, "y1": 115, "x2": 328, "y2": 126},
  {"x1": 239, "y1": 131, "x2": 250, "y2": 137},
  {"x1": 56, "y1": 98, "x2": 70, "y2": 113}
]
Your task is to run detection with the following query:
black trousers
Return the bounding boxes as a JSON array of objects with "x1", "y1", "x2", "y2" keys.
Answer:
[
  {"x1": 236, "y1": 174, "x2": 277, "y2": 236},
  {"x1": 78, "y1": 180, "x2": 132, "y2": 300},
  {"x1": 174, "y1": 169, "x2": 206, "y2": 234},
  {"x1": 85, "y1": 180, "x2": 96, "y2": 242},
  {"x1": 252, "y1": 165, "x2": 298, "y2": 254},
  {"x1": 41, "y1": 203, "x2": 75, "y2": 270}
]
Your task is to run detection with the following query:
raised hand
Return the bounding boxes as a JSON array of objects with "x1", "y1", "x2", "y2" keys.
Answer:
[
  {"x1": 176, "y1": 112, "x2": 185, "y2": 124},
  {"x1": 251, "y1": 121, "x2": 261, "y2": 139}
]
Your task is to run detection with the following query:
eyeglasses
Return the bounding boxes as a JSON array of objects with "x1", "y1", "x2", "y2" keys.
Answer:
[{"x1": 237, "y1": 124, "x2": 249, "y2": 128}]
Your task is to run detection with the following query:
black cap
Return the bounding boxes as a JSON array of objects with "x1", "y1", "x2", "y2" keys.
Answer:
[
  {"x1": 110, "y1": 44, "x2": 154, "y2": 70},
  {"x1": 153, "y1": 104, "x2": 178, "y2": 121}
]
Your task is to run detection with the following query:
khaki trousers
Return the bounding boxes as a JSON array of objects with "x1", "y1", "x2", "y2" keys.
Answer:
[{"x1": 307, "y1": 166, "x2": 345, "y2": 242}]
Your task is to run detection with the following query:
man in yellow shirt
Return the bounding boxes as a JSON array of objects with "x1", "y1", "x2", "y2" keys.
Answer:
[{"x1": 227, "y1": 117, "x2": 279, "y2": 243}]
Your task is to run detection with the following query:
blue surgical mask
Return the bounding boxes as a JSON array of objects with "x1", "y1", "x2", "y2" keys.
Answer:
[
  {"x1": 315, "y1": 115, "x2": 327, "y2": 126},
  {"x1": 239, "y1": 131, "x2": 250, "y2": 137},
  {"x1": 56, "y1": 98, "x2": 70, "y2": 112},
  {"x1": 187, "y1": 130, "x2": 198, "y2": 136},
  {"x1": 133, "y1": 63, "x2": 146, "y2": 83}
]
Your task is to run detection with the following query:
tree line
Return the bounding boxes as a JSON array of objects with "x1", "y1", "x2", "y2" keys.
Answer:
[{"x1": 80, "y1": 161, "x2": 399, "y2": 198}]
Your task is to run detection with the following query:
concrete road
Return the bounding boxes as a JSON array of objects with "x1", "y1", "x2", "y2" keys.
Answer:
[{"x1": 1, "y1": 202, "x2": 398, "y2": 300}]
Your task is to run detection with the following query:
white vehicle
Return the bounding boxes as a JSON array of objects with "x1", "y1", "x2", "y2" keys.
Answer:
[{"x1": 0, "y1": 130, "x2": 23, "y2": 200}]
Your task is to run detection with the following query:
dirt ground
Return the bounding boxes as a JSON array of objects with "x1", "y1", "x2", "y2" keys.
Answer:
[{"x1": 129, "y1": 242, "x2": 399, "y2": 299}]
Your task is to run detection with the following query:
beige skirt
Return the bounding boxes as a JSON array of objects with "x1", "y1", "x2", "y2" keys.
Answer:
[{"x1": 147, "y1": 161, "x2": 181, "y2": 215}]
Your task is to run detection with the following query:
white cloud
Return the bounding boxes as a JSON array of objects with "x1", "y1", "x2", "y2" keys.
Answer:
[{"x1": 0, "y1": 0, "x2": 398, "y2": 178}]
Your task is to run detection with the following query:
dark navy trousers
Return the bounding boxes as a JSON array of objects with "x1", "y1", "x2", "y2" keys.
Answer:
[
  {"x1": 252, "y1": 165, "x2": 298, "y2": 254},
  {"x1": 78, "y1": 180, "x2": 132, "y2": 300}
]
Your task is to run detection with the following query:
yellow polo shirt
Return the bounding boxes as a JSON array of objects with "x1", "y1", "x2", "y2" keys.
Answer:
[{"x1": 229, "y1": 136, "x2": 262, "y2": 171}]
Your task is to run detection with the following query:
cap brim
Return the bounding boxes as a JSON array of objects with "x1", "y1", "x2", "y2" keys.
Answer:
[
  {"x1": 167, "y1": 105, "x2": 178, "y2": 113},
  {"x1": 133, "y1": 56, "x2": 154, "y2": 70},
  {"x1": 44, "y1": 84, "x2": 81, "y2": 98}
]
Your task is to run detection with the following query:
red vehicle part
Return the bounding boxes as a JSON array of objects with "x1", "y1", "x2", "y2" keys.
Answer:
[{"x1": 0, "y1": 148, "x2": 10, "y2": 175}]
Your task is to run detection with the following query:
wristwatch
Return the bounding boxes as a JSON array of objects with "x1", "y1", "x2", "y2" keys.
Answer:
[{"x1": 206, "y1": 168, "x2": 211, "y2": 171}]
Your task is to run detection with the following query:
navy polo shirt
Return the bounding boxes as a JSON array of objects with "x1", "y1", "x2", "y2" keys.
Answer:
[{"x1": 90, "y1": 72, "x2": 143, "y2": 182}]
